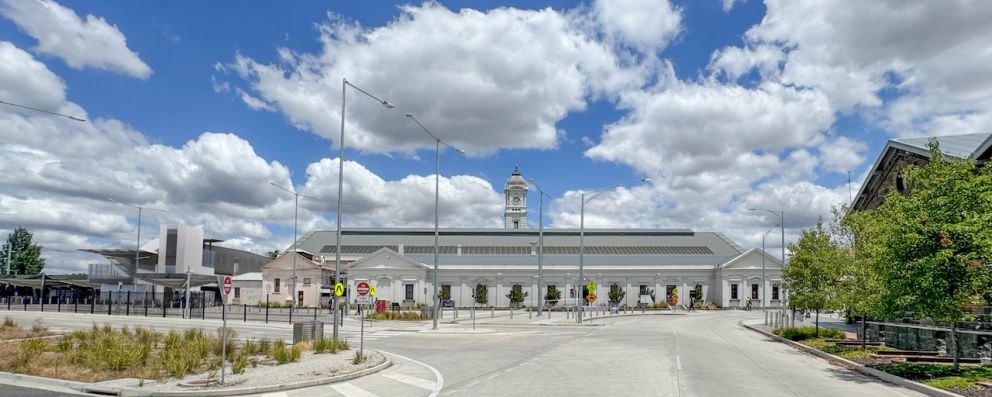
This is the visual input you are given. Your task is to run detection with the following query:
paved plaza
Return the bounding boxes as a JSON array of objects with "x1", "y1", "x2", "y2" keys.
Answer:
[{"x1": 0, "y1": 310, "x2": 927, "y2": 397}]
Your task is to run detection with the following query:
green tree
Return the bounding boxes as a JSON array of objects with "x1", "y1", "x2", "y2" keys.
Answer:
[
  {"x1": 836, "y1": 205, "x2": 886, "y2": 350},
  {"x1": 608, "y1": 284, "x2": 625, "y2": 305},
  {"x1": 544, "y1": 286, "x2": 561, "y2": 306},
  {"x1": 784, "y1": 221, "x2": 847, "y2": 337},
  {"x1": 505, "y1": 284, "x2": 528, "y2": 304},
  {"x1": 267, "y1": 250, "x2": 280, "y2": 259},
  {"x1": 474, "y1": 284, "x2": 488, "y2": 306},
  {"x1": 1, "y1": 227, "x2": 45, "y2": 275},
  {"x1": 851, "y1": 141, "x2": 992, "y2": 371}
]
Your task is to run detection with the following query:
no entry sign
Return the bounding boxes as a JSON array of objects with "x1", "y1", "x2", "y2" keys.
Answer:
[
  {"x1": 357, "y1": 282, "x2": 370, "y2": 296},
  {"x1": 223, "y1": 276, "x2": 232, "y2": 295}
]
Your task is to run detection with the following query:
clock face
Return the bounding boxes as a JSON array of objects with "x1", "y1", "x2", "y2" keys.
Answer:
[{"x1": 512, "y1": 195, "x2": 520, "y2": 204}]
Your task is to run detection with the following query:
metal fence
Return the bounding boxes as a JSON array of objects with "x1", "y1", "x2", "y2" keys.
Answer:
[{"x1": 0, "y1": 291, "x2": 341, "y2": 324}]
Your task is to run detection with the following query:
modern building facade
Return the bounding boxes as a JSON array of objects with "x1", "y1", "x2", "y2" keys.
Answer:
[{"x1": 271, "y1": 167, "x2": 786, "y2": 309}]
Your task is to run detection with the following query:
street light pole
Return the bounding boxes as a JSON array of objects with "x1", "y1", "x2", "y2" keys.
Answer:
[
  {"x1": 749, "y1": 208, "x2": 786, "y2": 308},
  {"x1": 577, "y1": 179, "x2": 650, "y2": 324},
  {"x1": 761, "y1": 225, "x2": 777, "y2": 312},
  {"x1": 0, "y1": 212, "x2": 11, "y2": 275},
  {"x1": 270, "y1": 183, "x2": 319, "y2": 321},
  {"x1": 107, "y1": 199, "x2": 167, "y2": 291},
  {"x1": 405, "y1": 113, "x2": 464, "y2": 331},
  {"x1": 334, "y1": 79, "x2": 394, "y2": 340},
  {"x1": 527, "y1": 179, "x2": 548, "y2": 315}
]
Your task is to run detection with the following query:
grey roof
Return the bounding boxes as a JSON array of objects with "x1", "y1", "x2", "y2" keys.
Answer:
[
  {"x1": 292, "y1": 228, "x2": 743, "y2": 268},
  {"x1": 891, "y1": 132, "x2": 992, "y2": 159}
]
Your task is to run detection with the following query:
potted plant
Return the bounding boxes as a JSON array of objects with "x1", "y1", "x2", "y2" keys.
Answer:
[{"x1": 505, "y1": 285, "x2": 528, "y2": 309}]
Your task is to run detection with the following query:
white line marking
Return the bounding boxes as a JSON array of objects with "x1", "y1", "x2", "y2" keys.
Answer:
[
  {"x1": 329, "y1": 382, "x2": 378, "y2": 397},
  {"x1": 380, "y1": 350, "x2": 444, "y2": 397},
  {"x1": 676, "y1": 354, "x2": 682, "y2": 370},
  {"x1": 383, "y1": 373, "x2": 436, "y2": 390}
]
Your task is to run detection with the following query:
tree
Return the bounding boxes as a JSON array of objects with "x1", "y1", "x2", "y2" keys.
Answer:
[
  {"x1": 267, "y1": 250, "x2": 280, "y2": 259},
  {"x1": 1, "y1": 227, "x2": 45, "y2": 275},
  {"x1": 505, "y1": 284, "x2": 528, "y2": 304},
  {"x1": 784, "y1": 221, "x2": 847, "y2": 337},
  {"x1": 474, "y1": 284, "x2": 488, "y2": 306},
  {"x1": 544, "y1": 286, "x2": 561, "y2": 306},
  {"x1": 608, "y1": 284, "x2": 625, "y2": 305},
  {"x1": 836, "y1": 205, "x2": 886, "y2": 349},
  {"x1": 850, "y1": 141, "x2": 992, "y2": 371}
]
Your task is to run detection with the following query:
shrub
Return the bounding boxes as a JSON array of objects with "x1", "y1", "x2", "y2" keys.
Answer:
[
  {"x1": 214, "y1": 327, "x2": 237, "y2": 359},
  {"x1": 352, "y1": 350, "x2": 365, "y2": 365},
  {"x1": 232, "y1": 352, "x2": 249, "y2": 375},
  {"x1": 772, "y1": 326, "x2": 844, "y2": 341},
  {"x1": 257, "y1": 338, "x2": 271, "y2": 355},
  {"x1": 56, "y1": 337, "x2": 72, "y2": 352},
  {"x1": 313, "y1": 338, "x2": 349, "y2": 354},
  {"x1": 289, "y1": 345, "x2": 302, "y2": 362},
  {"x1": 2, "y1": 317, "x2": 15, "y2": 328},
  {"x1": 365, "y1": 311, "x2": 426, "y2": 321}
]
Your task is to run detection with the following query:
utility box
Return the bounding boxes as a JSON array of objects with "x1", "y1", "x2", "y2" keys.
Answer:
[
  {"x1": 292, "y1": 321, "x2": 323, "y2": 344},
  {"x1": 375, "y1": 300, "x2": 387, "y2": 313}
]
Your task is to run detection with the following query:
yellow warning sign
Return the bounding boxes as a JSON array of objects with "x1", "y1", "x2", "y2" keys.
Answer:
[
  {"x1": 369, "y1": 285, "x2": 377, "y2": 297},
  {"x1": 586, "y1": 293, "x2": 597, "y2": 303},
  {"x1": 334, "y1": 282, "x2": 345, "y2": 297},
  {"x1": 586, "y1": 282, "x2": 596, "y2": 293}
]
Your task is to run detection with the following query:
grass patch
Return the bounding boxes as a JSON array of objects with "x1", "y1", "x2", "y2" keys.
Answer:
[
  {"x1": 0, "y1": 318, "x2": 51, "y2": 340},
  {"x1": 772, "y1": 326, "x2": 844, "y2": 341},
  {"x1": 313, "y1": 337, "x2": 350, "y2": 354},
  {"x1": 798, "y1": 337, "x2": 895, "y2": 361},
  {"x1": 874, "y1": 363, "x2": 992, "y2": 390},
  {"x1": 364, "y1": 311, "x2": 426, "y2": 321}
]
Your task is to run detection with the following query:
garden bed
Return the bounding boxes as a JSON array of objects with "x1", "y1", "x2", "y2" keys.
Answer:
[
  {"x1": 777, "y1": 326, "x2": 992, "y2": 395},
  {"x1": 0, "y1": 320, "x2": 373, "y2": 390},
  {"x1": 0, "y1": 317, "x2": 50, "y2": 341}
]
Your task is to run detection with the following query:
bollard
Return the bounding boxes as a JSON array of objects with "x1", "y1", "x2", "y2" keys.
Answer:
[
  {"x1": 529, "y1": 308, "x2": 533, "y2": 319},
  {"x1": 510, "y1": 308, "x2": 513, "y2": 319},
  {"x1": 126, "y1": 291, "x2": 131, "y2": 316},
  {"x1": 91, "y1": 295, "x2": 95, "y2": 314},
  {"x1": 472, "y1": 307, "x2": 476, "y2": 330},
  {"x1": 491, "y1": 307, "x2": 494, "y2": 319},
  {"x1": 244, "y1": 304, "x2": 247, "y2": 322},
  {"x1": 144, "y1": 293, "x2": 148, "y2": 317},
  {"x1": 108, "y1": 293, "x2": 113, "y2": 315}
]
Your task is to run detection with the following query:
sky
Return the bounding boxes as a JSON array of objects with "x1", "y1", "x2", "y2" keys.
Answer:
[{"x1": 1, "y1": 0, "x2": 991, "y2": 273}]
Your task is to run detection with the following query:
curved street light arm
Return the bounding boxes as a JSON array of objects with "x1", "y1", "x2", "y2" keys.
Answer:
[{"x1": 0, "y1": 99, "x2": 86, "y2": 122}]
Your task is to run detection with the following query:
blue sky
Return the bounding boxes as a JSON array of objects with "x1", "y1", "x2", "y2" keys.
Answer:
[{"x1": 1, "y1": 0, "x2": 989, "y2": 272}]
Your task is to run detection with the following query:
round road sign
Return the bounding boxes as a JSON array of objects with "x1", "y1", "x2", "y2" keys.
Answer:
[
  {"x1": 223, "y1": 276, "x2": 232, "y2": 295},
  {"x1": 334, "y1": 282, "x2": 345, "y2": 297},
  {"x1": 357, "y1": 282, "x2": 370, "y2": 296}
]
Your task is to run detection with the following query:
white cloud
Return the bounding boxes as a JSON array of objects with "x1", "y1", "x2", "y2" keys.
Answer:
[
  {"x1": 226, "y1": 3, "x2": 653, "y2": 154},
  {"x1": 721, "y1": 0, "x2": 745, "y2": 12},
  {"x1": 0, "y1": 0, "x2": 152, "y2": 79},
  {"x1": 819, "y1": 136, "x2": 867, "y2": 174},
  {"x1": 592, "y1": 0, "x2": 683, "y2": 53}
]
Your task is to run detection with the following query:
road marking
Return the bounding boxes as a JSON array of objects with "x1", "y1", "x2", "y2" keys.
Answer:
[
  {"x1": 676, "y1": 354, "x2": 682, "y2": 370},
  {"x1": 380, "y1": 350, "x2": 444, "y2": 397},
  {"x1": 258, "y1": 393, "x2": 289, "y2": 397},
  {"x1": 329, "y1": 383, "x2": 378, "y2": 397},
  {"x1": 383, "y1": 373, "x2": 436, "y2": 390}
]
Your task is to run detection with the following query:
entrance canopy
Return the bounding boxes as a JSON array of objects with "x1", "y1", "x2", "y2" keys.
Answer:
[
  {"x1": 132, "y1": 273, "x2": 218, "y2": 290},
  {"x1": 0, "y1": 274, "x2": 101, "y2": 289}
]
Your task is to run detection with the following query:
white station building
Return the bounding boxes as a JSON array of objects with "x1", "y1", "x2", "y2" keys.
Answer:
[{"x1": 281, "y1": 167, "x2": 785, "y2": 309}]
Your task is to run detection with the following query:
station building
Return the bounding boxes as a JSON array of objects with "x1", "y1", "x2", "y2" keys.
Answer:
[{"x1": 270, "y1": 167, "x2": 786, "y2": 309}]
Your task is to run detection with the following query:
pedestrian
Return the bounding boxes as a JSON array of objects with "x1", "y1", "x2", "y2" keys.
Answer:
[{"x1": 746, "y1": 297, "x2": 752, "y2": 311}]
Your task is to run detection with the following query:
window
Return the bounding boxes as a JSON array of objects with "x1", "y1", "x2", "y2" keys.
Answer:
[
  {"x1": 441, "y1": 284, "x2": 451, "y2": 300},
  {"x1": 234, "y1": 287, "x2": 241, "y2": 299},
  {"x1": 405, "y1": 284, "x2": 414, "y2": 300},
  {"x1": 303, "y1": 278, "x2": 311, "y2": 286},
  {"x1": 751, "y1": 284, "x2": 759, "y2": 299},
  {"x1": 772, "y1": 285, "x2": 780, "y2": 300},
  {"x1": 513, "y1": 220, "x2": 520, "y2": 229},
  {"x1": 639, "y1": 285, "x2": 648, "y2": 295},
  {"x1": 731, "y1": 284, "x2": 738, "y2": 300},
  {"x1": 274, "y1": 278, "x2": 280, "y2": 293}
]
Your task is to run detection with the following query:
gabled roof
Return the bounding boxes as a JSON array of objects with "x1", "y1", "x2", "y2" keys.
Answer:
[
  {"x1": 261, "y1": 251, "x2": 328, "y2": 272},
  {"x1": 719, "y1": 248, "x2": 783, "y2": 270},
  {"x1": 344, "y1": 247, "x2": 430, "y2": 271}
]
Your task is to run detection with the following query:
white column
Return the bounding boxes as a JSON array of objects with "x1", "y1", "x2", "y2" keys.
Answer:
[
  {"x1": 655, "y1": 277, "x2": 662, "y2": 305},
  {"x1": 625, "y1": 278, "x2": 632, "y2": 308}
]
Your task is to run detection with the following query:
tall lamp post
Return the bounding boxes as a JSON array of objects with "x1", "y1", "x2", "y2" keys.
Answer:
[
  {"x1": 270, "y1": 183, "x2": 319, "y2": 319},
  {"x1": 577, "y1": 178, "x2": 650, "y2": 323},
  {"x1": 527, "y1": 179, "x2": 550, "y2": 314},
  {"x1": 107, "y1": 198, "x2": 168, "y2": 284},
  {"x1": 0, "y1": 212, "x2": 11, "y2": 275},
  {"x1": 334, "y1": 79, "x2": 394, "y2": 340},
  {"x1": 749, "y1": 208, "x2": 786, "y2": 307},
  {"x1": 760, "y1": 224, "x2": 778, "y2": 312},
  {"x1": 405, "y1": 113, "x2": 464, "y2": 331}
]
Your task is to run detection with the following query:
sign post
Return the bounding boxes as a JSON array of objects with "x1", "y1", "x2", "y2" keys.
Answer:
[
  {"x1": 356, "y1": 282, "x2": 371, "y2": 358},
  {"x1": 220, "y1": 275, "x2": 232, "y2": 384}
]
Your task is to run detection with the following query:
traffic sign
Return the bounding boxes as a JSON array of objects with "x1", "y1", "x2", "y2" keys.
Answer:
[
  {"x1": 223, "y1": 276, "x2": 232, "y2": 295},
  {"x1": 586, "y1": 282, "x2": 596, "y2": 293},
  {"x1": 586, "y1": 293, "x2": 597, "y2": 303},
  {"x1": 357, "y1": 282, "x2": 370, "y2": 296},
  {"x1": 334, "y1": 282, "x2": 345, "y2": 297},
  {"x1": 357, "y1": 296, "x2": 372, "y2": 304},
  {"x1": 369, "y1": 285, "x2": 377, "y2": 297}
]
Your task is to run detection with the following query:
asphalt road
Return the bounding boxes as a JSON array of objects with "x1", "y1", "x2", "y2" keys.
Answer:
[{"x1": 0, "y1": 310, "x2": 927, "y2": 397}]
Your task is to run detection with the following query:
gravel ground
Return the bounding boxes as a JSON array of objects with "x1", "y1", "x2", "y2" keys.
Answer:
[{"x1": 137, "y1": 350, "x2": 386, "y2": 392}]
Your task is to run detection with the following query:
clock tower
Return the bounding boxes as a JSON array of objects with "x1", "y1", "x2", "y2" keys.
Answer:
[{"x1": 504, "y1": 166, "x2": 528, "y2": 229}]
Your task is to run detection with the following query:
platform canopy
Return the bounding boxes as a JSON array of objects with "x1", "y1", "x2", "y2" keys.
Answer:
[
  {"x1": 0, "y1": 274, "x2": 101, "y2": 289},
  {"x1": 132, "y1": 273, "x2": 219, "y2": 290}
]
